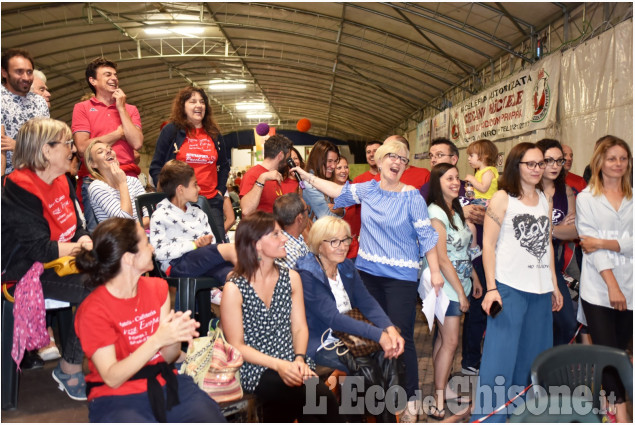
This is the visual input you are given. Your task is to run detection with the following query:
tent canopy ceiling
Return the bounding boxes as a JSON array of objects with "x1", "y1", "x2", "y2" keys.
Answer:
[{"x1": 2, "y1": 2, "x2": 586, "y2": 151}]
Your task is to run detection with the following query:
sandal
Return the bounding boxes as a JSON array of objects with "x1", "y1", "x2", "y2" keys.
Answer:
[
  {"x1": 427, "y1": 405, "x2": 446, "y2": 421},
  {"x1": 52, "y1": 363, "x2": 87, "y2": 401}
]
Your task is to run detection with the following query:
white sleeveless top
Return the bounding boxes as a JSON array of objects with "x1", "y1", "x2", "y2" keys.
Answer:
[{"x1": 495, "y1": 190, "x2": 553, "y2": 294}]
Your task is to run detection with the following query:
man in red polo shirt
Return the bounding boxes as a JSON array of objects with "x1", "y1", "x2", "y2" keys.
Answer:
[
  {"x1": 373, "y1": 135, "x2": 430, "y2": 189},
  {"x1": 240, "y1": 134, "x2": 295, "y2": 215},
  {"x1": 562, "y1": 144, "x2": 587, "y2": 195},
  {"x1": 72, "y1": 57, "x2": 143, "y2": 231},
  {"x1": 353, "y1": 140, "x2": 382, "y2": 183}
]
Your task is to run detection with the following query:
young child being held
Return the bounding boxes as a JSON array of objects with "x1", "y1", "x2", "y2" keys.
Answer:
[
  {"x1": 150, "y1": 160, "x2": 236, "y2": 281},
  {"x1": 465, "y1": 139, "x2": 499, "y2": 206}
]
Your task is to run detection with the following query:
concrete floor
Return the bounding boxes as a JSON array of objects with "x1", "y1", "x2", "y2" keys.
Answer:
[{"x1": 0, "y1": 307, "x2": 472, "y2": 423}]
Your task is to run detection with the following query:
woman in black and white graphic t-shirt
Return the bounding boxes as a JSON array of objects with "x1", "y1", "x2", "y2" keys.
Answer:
[{"x1": 470, "y1": 142, "x2": 563, "y2": 423}]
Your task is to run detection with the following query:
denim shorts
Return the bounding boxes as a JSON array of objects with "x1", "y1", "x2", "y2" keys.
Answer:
[{"x1": 445, "y1": 300, "x2": 463, "y2": 317}]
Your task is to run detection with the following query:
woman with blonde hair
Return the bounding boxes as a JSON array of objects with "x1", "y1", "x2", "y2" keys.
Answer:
[
  {"x1": 85, "y1": 140, "x2": 148, "y2": 227},
  {"x1": 2, "y1": 117, "x2": 92, "y2": 400},
  {"x1": 292, "y1": 138, "x2": 442, "y2": 421},
  {"x1": 576, "y1": 136, "x2": 632, "y2": 423},
  {"x1": 296, "y1": 216, "x2": 404, "y2": 422}
]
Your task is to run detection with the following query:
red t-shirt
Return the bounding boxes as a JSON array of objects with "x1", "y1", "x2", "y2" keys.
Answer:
[
  {"x1": 75, "y1": 277, "x2": 169, "y2": 400},
  {"x1": 7, "y1": 168, "x2": 77, "y2": 242},
  {"x1": 565, "y1": 172, "x2": 587, "y2": 195},
  {"x1": 372, "y1": 166, "x2": 430, "y2": 189},
  {"x1": 240, "y1": 164, "x2": 292, "y2": 213},
  {"x1": 72, "y1": 97, "x2": 142, "y2": 178},
  {"x1": 280, "y1": 177, "x2": 299, "y2": 195},
  {"x1": 176, "y1": 128, "x2": 219, "y2": 199}
]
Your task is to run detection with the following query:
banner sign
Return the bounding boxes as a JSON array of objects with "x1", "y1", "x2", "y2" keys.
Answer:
[
  {"x1": 431, "y1": 109, "x2": 449, "y2": 140},
  {"x1": 416, "y1": 118, "x2": 431, "y2": 154},
  {"x1": 449, "y1": 53, "x2": 561, "y2": 146}
]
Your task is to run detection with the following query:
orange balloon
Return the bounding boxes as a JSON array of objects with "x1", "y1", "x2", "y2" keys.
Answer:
[{"x1": 296, "y1": 118, "x2": 311, "y2": 132}]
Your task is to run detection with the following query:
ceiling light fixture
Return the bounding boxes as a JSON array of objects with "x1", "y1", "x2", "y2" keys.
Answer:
[
  {"x1": 235, "y1": 103, "x2": 266, "y2": 110},
  {"x1": 144, "y1": 26, "x2": 205, "y2": 36},
  {"x1": 209, "y1": 80, "x2": 247, "y2": 91},
  {"x1": 246, "y1": 113, "x2": 273, "y2": 119}
]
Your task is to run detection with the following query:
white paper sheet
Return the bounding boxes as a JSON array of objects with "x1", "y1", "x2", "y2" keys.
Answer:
[{"x1": 418, "y1": 267, "x2": 450, "y2": 332}]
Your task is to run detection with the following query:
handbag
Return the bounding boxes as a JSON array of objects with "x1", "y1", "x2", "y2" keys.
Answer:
[
  {"x1": 331, "y1": 308, "x2": 382, "y2": 357},
  {"x1": 180, "y1": 325, "x2": 244, "y2": 403}
]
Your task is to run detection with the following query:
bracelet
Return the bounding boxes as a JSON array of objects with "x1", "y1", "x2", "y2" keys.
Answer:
[
  {"x1": 254, "y1": 181, "x2": 265, "y2": 188},
  {"x1": 192, "y1": 241, "x2": 198, "y2": 250},
  {"x1": 486, "y1": 288, "x2": 498, "y2": 293},
  {"x1": 294, "y1": 353, "x2": 306, "y2": 360}
]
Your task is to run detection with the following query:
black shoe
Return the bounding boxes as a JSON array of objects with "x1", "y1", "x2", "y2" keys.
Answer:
[{"x1": 20, "y1": 350, "x2": 44, "y2": 370}]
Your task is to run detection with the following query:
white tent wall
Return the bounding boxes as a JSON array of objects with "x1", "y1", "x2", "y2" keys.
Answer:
[
  {"x1": 407, "y1": 19, "x2": 632, "y2": 179},
  {"x1": 558, "y1": 19, "x2": 633, "y2": 175}
]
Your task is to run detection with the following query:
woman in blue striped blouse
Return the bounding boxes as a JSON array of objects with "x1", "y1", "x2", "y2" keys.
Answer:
[{"x1": 293, "y1": 138, "x2": 442, "y2": 420}]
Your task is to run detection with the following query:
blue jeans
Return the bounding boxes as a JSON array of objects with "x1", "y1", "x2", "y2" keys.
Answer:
[
  {"x1": 359, "y1": 270, "x2": 419, "y2": 398},
  {"x1": 470, "y1": 282, "x2": 553, "y2": 423},
  {"x1": 88, "y1": 374, "x2": 225, "y2": 422},
  {"x1": 461, "y1": 258, "x2": 487, "y2": 370},
  {"x1": 81, "y1": 177, "x2": 98, "y2": 233}
]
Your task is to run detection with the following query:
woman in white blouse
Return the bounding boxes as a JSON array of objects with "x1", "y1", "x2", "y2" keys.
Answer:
[
  {"x1": 576, "y1": 136, "x2": 632, "y2": 423},
  {"x1": 85, "y1": 140, "x2": 148, "y2": 228}
]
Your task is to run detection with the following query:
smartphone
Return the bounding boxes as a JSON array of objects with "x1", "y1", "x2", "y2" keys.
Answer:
[{"x1": 490, "y1": 301, "x2": 502, "y2": 318}]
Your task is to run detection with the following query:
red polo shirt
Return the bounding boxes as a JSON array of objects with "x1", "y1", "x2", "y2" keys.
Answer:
[{"x1": 72, "y1": 97, "x2": 142, "y2": 178}]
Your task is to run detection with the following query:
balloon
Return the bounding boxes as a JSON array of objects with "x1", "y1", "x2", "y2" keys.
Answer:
[
  {"x1": 296, "y1": 118, "x2": 311, "y2": 132},
  {"x1": 256, "y1": 122, "x2": 270, "y2": 136}
]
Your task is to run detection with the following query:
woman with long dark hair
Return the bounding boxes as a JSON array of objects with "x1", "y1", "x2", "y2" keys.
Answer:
[
  {"x1": 150, "y1": 86, "x2": 229, "y2": 240},
  {"x1": 576, "y1": 136, "x2": 632, "y2": 423},
  {"x1": 303, "y1": 140, "x2": 341, "y2": 219},
  {"x1": 471, "y1": 142, "x2": 563, "y2": 422},
  {"x1": 74, "y1": 218, "x2": 224, "y2": 422},
  {"x1": 221, "y1": 211, "x2": 341, "y2": 422},
  {"x1": 426, "y1": 163, "x2": 482, "y2": 419},
  {"x1": 535, "y1": 139, "x2": 579, "y2": 346}
]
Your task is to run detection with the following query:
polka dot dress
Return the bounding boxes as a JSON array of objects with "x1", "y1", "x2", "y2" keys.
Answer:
[{"x1": 231, "y1": 266, "x2": 314, "y2": 393}]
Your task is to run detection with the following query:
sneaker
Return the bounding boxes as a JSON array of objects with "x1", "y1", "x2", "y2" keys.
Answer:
[
  {"x1": 20, "y1": 350, "x2": 44, "y2": 370},
  {"x1": 461, "y1": 366, "x2": 479, "y2": 376},
  {"x1": 38, "y1": 344, "x2": 61, "y2": 361},
  {"x1": 468, "y1": 246, "x2": 482, "y2": 261},
  {"x1": 52, "y1": 364, "x2": 87, "y2": 401}
]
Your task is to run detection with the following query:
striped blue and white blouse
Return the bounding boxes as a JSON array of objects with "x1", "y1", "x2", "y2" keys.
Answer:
[{"x1": 334, "y1": 180, "x2": 438, "y2": 282}]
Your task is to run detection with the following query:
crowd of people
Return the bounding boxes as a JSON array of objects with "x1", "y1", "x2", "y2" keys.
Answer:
[{"x1": 1, "y1": 48, "x2": 632, "y2": 423}]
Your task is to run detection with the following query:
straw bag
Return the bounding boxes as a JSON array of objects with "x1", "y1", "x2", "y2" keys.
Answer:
[{"x1": 180, "y1": 326, "x2": 243, "y2": 403}]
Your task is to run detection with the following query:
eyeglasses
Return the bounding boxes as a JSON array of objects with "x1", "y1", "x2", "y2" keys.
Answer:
[
  {"x1": 386, "y1": 152, "x2": 409, "y2": 165},
  {"x1": 519, "y1": 161, "x2": 547, "y2": 170},
  {"x1": 544, "y1": 157, "x2": 566, "y2": 166},
  {"x1": 428, "y1": 152, "x2": 454, "y2": 160},
  {"x1": 323, "y1": 237, "x2": 353, "y2": 248},
  {"x1": 48, "y1": 139, "x2": 74, "y2": 149}
]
